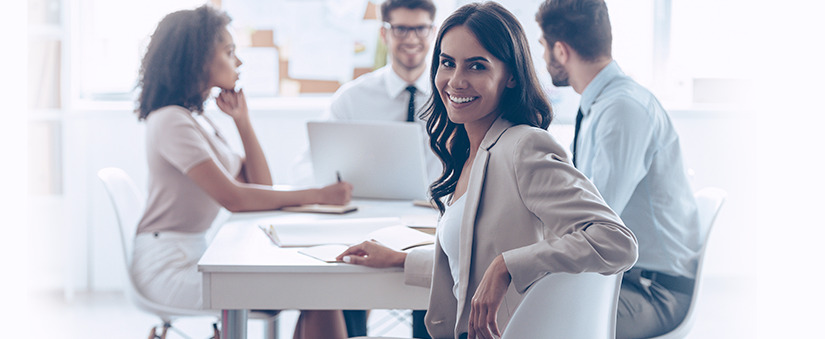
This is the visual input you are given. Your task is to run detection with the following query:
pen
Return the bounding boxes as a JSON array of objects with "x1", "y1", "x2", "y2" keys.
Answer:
[
  {"x1": 268, "y1": 225, "x2": 282, "y2": 246},
  {"x1": 336, "y1": 171, "x2": 342, "y2": 183},
  {"x1": 258, "y1": 224, "x2": 282, "y2": 246}
]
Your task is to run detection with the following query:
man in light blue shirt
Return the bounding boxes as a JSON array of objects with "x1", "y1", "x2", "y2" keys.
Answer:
[{"x1": 536, "y1": 1, "x2": 701, "y2": 337}]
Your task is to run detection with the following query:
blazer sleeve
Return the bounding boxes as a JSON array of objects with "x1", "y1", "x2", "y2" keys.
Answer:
[
  {"x1": 501, "y1": 129, "x2": 639, "y2": 293},
  {"x1": 403, "y1": 245, "x2": 435, "y2": 288}
]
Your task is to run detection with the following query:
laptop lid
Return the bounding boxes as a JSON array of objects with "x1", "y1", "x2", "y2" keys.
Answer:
[{"x1": 307, "y1": 120, "x2": 430, "y2": 200}]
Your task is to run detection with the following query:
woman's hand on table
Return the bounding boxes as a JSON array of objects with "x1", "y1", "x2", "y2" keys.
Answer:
[{"x1": 336, "y1": 240, "x2": 406, "y2": 268}]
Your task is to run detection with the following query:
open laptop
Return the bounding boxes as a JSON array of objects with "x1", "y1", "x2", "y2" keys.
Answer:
[{"x1": 307, "y1": 120, "x2": 430, "y2": 200}]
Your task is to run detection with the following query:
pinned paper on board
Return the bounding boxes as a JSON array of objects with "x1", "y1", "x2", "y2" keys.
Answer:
[{"x1": 221, "y1": 0, "x2": 379, "y2": 93}]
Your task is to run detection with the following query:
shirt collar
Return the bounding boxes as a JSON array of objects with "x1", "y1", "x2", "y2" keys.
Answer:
[
  {"x1": 382, "y1": 65, "x2": 432, "y2": 99},
  {"x1": 579, "y1": 60, "x2": 622, "y2": 116}
]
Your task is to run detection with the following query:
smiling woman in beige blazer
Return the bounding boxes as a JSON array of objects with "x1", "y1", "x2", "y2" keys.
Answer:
[{"x1": 336, "y1": 3, "x2": 638, "y2": 339}]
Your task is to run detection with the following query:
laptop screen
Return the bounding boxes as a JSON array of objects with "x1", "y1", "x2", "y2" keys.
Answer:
[{"x1": 307, "y1": 120, "x2": 430, "y2": 200}]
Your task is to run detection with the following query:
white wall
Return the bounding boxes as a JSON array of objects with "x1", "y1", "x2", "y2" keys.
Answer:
[{"x1": 28, "y1": 101, "x2": 758, "y2": 294}]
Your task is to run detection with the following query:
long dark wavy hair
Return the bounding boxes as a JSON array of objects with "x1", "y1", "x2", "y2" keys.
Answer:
[
  {"x1": 136, "y1": 5, "x2": 231, "y2": 120},
  {"x1": 422, "y1": 2, "x2": 553, "y2": 213}
]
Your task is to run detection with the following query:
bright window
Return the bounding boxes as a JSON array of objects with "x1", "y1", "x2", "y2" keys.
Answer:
[
  {"x1": 77, "y1": 0, "x2": 207, "y2": 100},
  {"x1": 73, "y1": 0, "x2": 756, "y2": 106}
]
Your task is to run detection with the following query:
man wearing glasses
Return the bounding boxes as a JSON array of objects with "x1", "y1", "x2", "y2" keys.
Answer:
[
  {"x1": 323, "y1": 0, "x2": 438, "y2": 338},
  {"x1": 301, "y1": 0, "x2": 440, "y2": 183}
]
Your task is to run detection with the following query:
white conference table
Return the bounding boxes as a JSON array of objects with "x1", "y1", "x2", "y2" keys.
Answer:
[{"x1": 198, "y1": 199, "x2": 437, "y2": 339}]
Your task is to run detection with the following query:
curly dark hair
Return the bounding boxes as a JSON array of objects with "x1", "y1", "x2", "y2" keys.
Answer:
[
  {"x1": 136, "y1": 5, "x2": 231, "y2": 120},
  {"x1": 423, "y1": 2, "x2": 553, "y2": 213}
]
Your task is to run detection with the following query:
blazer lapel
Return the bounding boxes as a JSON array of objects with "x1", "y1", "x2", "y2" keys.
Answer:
[{"x1": 455, "y1": 117, "x2": 513, "y2": 323}]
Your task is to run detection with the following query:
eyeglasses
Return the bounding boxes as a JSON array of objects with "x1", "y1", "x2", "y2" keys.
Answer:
[{"x1": 383, "y1": 23, "x2": 434, "y2": 39}]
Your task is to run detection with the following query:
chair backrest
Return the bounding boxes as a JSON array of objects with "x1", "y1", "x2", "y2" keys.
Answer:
[
  {"x1": 501, "y1": 272, "x2": 623, "y2": 339},
  {"x1": 650, "y1": 187, "x2": 726, "y2": 339},
  {"x1": 97, "y1": 167, "x2": 145, "y2": 266},
  {"x1": 694, "y1": 187, "x2": 726, "y2": 246},
  {"x1": 98, "y1": 167, "x2": 223, "y2": 322}
]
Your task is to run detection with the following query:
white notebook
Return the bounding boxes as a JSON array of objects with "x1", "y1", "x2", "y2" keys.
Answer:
[
  {"x1": 281, "y1": 204, "x2": 358, "y2": 214},
  {"x1": 257, "y1": 217, "x2": 434, "y2": 262}
]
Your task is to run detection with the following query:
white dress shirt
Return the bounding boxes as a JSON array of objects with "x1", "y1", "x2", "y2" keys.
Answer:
[
  {"x1": 574, "y1": 61, "x2": 701, "y2": 279},
  {"x1": 324, "y1": 65, "x2": 431, "y2": 122}
]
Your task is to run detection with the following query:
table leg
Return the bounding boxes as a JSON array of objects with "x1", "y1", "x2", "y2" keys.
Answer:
[{"x1": 221, "y1": 309, "x2": 248, "y2": 339}]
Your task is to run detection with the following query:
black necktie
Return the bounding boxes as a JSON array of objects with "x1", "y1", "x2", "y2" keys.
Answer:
[
  {"x1": 572, "y1": 108, "x2": 583, "y2": 167},
  {"x1": 406, "y1": 85, "x2": 417, "y2": 122}
]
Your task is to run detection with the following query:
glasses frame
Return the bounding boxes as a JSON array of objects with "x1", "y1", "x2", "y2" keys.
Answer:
[{"x1": 383, "y1": 23, "x2": 434, "y2": 39}]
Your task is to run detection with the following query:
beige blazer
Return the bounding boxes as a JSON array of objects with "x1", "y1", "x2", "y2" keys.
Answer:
[{"x1": 404, "y1": 117, "x2": 638, "y2": 339}]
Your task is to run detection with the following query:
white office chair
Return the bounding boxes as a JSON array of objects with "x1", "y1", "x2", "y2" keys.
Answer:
[
  {"x1": 648, "y1": 187, "x2": 726, "y2": 339},
  {"x1": 501, "y1": 272, "x2": 623, "y2": 339},
  {"x1": 97, "y1": 167, "x2": 280, "y2": 339},
  {"x1": 352, "y1": 272, "x2": 621, "y2": 339}
]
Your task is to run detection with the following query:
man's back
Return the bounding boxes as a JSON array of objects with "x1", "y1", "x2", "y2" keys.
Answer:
[{"x1": 575, "y1": 61, "x2": 700, "y2": 279}]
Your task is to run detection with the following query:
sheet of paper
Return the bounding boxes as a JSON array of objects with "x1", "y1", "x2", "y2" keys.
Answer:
[
  {"x1": 298, "y1": 244, "x2": 350, "y2": 263},
  {"x1": 279, "y1": 1, "x2": 363, "y2": 82},
  {"x1": 236, "y1": 47, "x2": 278, "y2": 96},
  {"x1": 281, "y1": 204, "x2": 358, "y2": 214},
  {"x1": 260, "y1": 217, "x2": 401, "y2": 247},
  {"x1": 222, "y1": 0, "x2": 280, "y2": 29},
  {"x1": 401, "y1": 214, "x2": 438, "y2": 228},
  {"x1": 288, "y1": 28, "x2": 353, "y2": 81},
  {"x1": 366, "y1": 225, "x2": 434, "y2": 251},
  {"x1": 352, "y1": 20, "x2": 381, "y2": 68}
]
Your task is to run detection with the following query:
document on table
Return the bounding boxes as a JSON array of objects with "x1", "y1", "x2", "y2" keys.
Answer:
[
  {"x1": 297, "y1": 225, "x2": 435, "y2": 262},
  {"x1": 257, "y1": 217, "x2": 434, "y2": 262},
  {"x1": 281, "y1": 204, "x2": 358, "y2": 214},
  {"x1": 401, "y1": 214, "x2": 438, "y2": 235},
  {"x1": 258, "y1": 217, "x2": 401, "y2": 247}
]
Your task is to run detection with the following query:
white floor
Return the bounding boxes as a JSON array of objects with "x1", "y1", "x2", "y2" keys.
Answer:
[{"x1": 27, "y1": 276, "x2": 755, "y2": 339}]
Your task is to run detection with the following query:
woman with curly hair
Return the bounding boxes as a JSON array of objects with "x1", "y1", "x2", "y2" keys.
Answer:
[{"x1": 133, "y1": 5, "x2": 350, "y2": 338}]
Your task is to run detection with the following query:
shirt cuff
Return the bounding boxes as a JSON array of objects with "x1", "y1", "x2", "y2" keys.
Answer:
[{"x1": 403, "y1": 245, "x2": 435, "y2": 288}]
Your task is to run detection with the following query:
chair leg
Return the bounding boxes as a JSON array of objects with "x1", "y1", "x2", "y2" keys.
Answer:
[
  {"x1": 159, "y1": 323, "x2": 169, "y2": 339},
  {"x1": 147, "y1": 324, "x2": 169, "y2": 339},
  {"x1": 263, "y1": 316, "x2": 279, "y2": 339},
  {"x1": 212, "y1": 322, "x2": 221, "y2": 339}
]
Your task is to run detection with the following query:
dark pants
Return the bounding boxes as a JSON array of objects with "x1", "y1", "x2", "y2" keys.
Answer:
[
  {"x1": 343, "y1": 310, "x2": 367, "y2": 337},
  {"x1": 342, "y1": 309, "x2": 430, "y2": 338},
  {"x1": 412, "y1": 310, "x2": 431, "y2": 338},
  {"x1": 616, "y1": 268, "x2": 693, "y2": 339}
]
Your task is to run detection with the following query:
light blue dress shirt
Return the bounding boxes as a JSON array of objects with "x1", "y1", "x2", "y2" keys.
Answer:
[{"x1": 575, "y1": 61, "x2": 700, "y2": 279}]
